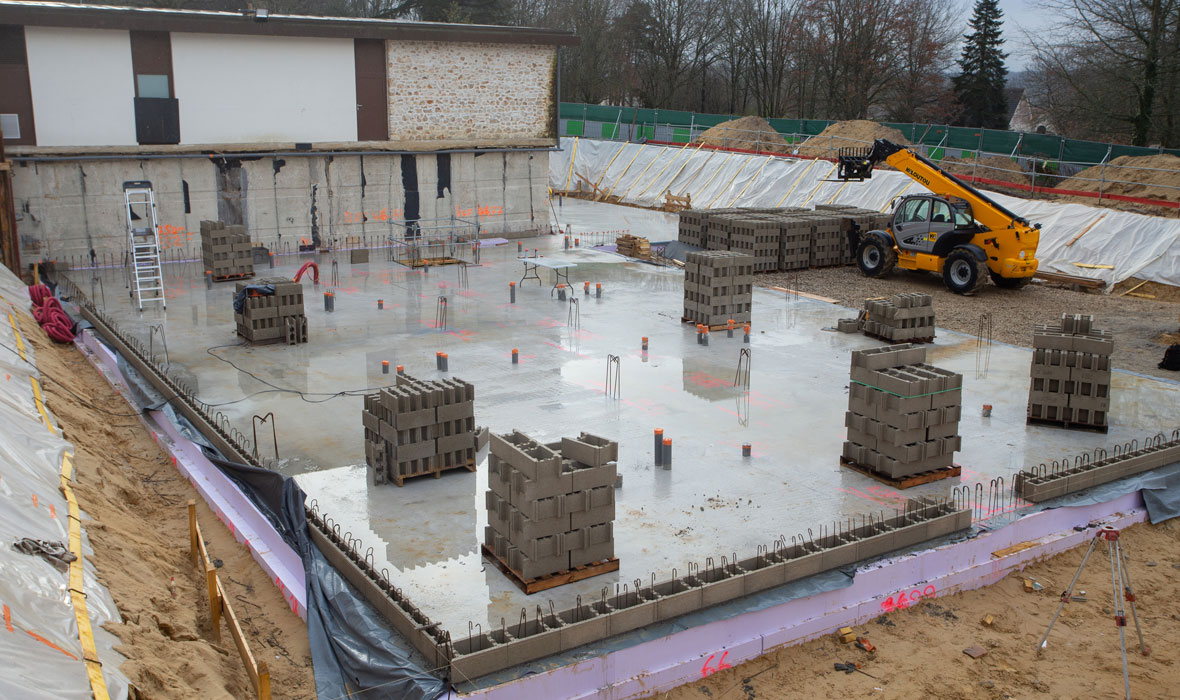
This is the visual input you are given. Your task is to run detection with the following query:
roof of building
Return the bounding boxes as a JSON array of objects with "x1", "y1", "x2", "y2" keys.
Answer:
[{"x1": 0, "y1": 0, "x2": 578, "y2": 46}]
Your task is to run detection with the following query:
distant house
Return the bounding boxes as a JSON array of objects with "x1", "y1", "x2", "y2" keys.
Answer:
[{"x1": 1008, "y1": 88, "x2": 1054, "y2": 134}]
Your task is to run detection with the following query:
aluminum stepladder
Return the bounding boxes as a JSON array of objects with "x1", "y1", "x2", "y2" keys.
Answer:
[{"x1": 123, "y1": 180, "x2": 166, "y2": 310}]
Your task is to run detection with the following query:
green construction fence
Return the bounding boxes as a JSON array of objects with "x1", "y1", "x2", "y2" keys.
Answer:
[{"x1": 558, "y1": 102, "x2": 1180, "y2": 166}]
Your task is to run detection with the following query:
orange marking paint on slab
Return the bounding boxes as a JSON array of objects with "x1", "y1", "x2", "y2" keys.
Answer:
[
  {"x1": 25, "y1": 630, "x2": 79, "y2": 660},
  {"x1": 3, "y1": 604, "x2": 12, "y2": 632},
  {"x1": 31, "y1": 494, "x2": 37, "y2": 508},
  {"x1": 49, "y1": 504, "x2": 56, "y2": 519}
]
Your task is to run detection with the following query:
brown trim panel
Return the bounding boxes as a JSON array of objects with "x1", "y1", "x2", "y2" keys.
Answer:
[
  {"x1": 0, "y1": 24, "x2": 36, "y2": 146},
  {"x1": 0, "y1": 5, "x2": 578, "y2": 46},
  {"x1": 129, "y1": 30, "x2": 174, "y2": 97},
  {"x1": 354, "y1": 38, "x2": 388, "y2": 142}
]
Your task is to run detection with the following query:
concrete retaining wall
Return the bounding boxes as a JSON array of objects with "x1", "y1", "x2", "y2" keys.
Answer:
[{"x1": 12, "y1": 149, "x2": 550, "y2": 262}]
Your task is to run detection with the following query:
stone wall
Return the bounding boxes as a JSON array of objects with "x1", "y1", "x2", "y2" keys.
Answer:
[
  {"x1": 11, "y1": 149, "x2": 550, "y2": 264},
  {"x1": 386, "y1": 41, "x2": 556, "y2": 142}
]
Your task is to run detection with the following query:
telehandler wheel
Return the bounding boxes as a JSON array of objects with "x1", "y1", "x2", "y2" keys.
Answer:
[
  {"x1": 856, "y1": 237, "x2": 897, "y2": 278},
  {"x1": 943, "y1": 250, "x2": 987, "y2": 295},
  {"x1": 991, "y1": 271, "x2": 1033, "y2": 289}
]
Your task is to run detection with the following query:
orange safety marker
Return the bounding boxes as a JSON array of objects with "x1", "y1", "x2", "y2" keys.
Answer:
[{"x1": 381, "y1": 360, "x2": 390, "y2": 375}]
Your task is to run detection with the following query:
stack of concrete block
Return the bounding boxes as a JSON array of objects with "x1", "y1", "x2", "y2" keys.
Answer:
[
  {"x1": 777, "y1": 216, "x2": 813, "y2": 271},
  {"x1": 234, "y1": 277, "x2": 307, "y2": 344},
  {"x1": 860, "y1": 293, "x2": 936, "y2": 342},
  {"x1": 1027, "y1": 313, "x2": 1113, "y2": 431},
  {"x1": 362, "y1": 374, "x2": 477, "y2": 486},
  {"x1": 677, "y1": 209, "x2": 705, "y2": 247},
  {"x1": 815, "y1": 205, "x2": 891, "y2": 263},
  {"x1": 201, "y1": 220, "x2": 254, "y2": 280},
  {"x1": 484, "y1": 431, "x2": 617, "y2": 581},
  {"x1": 843, "y1": 344, "x2": 962, "y2": 480},
  {"x1": 705, "y1": 214, "x2": 735, "y2": 250},
  {"x1": 729, "y1": 217, "x2": 780, "y2": 272},
  {"x1": 683, "y1": 250, "x2": 754, "y2": 326}
]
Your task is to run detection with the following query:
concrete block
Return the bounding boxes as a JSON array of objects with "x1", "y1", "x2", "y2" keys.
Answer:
[
  {"x1": 557, "y1": 612, "x2": 609, "y2": 652},
  {"x1": 570, "y1": 502, "x2": 615, "y2": 530},
  {"x1": 560, "y1": 433, "x2": 619, "y2": 466},
  {"x1": 655, "y1": 584, "x2": 704, "y2": 621},
  {"x1": 492, "y1": 430, "x2": 563, "y2": 481},
  {"x1": 569, "y1": 540, "x2": 614, "y2": 567},
  {"x1": 569, "y1": 462, "x2": 617, "y2": 491}
]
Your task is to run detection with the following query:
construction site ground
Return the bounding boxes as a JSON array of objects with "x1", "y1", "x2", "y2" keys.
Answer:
[
  {"x1": 18, "y1": 315, "x2": 315, "y2": 699},
  {"x1": 664, "y1": 520, "x2": 1179, "y2": 700},
  {"x1": 66, "y1": 232, "x2": 1180, "y2": 638},
  {"x1": 758, "y1": 266, "x2": 1180, "y2": 381}
]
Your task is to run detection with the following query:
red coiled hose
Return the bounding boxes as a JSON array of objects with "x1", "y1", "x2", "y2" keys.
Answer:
[
  {"x1": 293, "y1": 261, "x2": 319, "y2": 284},
  {"x1": 27, "y1": 284, "x2": 75, "y2": 343}
]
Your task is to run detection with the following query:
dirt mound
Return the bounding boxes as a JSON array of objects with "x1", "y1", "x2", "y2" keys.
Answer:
[
  {"x1": 1058, "y1": 154, "x2": 1180, "y2": 203},
  {"x1": 795, "y1": 120, "x2": 909, "y2": 158},
  {"x1": 938, "y1": 155, "x2": 1029, "y2": 186},
  {"x1": 695, "y1": 116, "x2": 792, "y2": 154}
]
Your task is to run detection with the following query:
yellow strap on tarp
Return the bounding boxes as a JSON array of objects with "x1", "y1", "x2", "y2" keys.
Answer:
[
  {"x1": 727, "y1": 156, "x2": 773, "y2": 208},
  {"x1": 562, "y1": 137, "x2": 579, "y2": 193},
  {"x1": 31, "y1": 377, "x2": 58, "y2": 435},
  {"x1": 706, "y1": 158, "x2": 750, "y2": 209},
  {"x1": 603, "y1": 144, "x2": 647, "y2": 201},
  {"x1": 802, "y1": 163, "x2": 838, "y2": 205},
  {"x1": 775, "y1": 159, "x2": 818, "y2": 206},
  {"x1": 60, "y1": 452, "x2": 111, "y2": 700},
  {"x1": 8, "y1": 310, "x2": 27, "y2": 362}
]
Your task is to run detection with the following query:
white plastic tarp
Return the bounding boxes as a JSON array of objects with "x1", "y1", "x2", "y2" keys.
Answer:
[
  {"x1": 552, "y1": 138, "x2": 1180, "y2": 288},
  {"x1": 0, "y1": 267, "x2": 129, "y2": 699}
]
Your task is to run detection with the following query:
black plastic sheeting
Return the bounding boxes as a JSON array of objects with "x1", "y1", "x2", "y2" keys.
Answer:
[{"x1": 103, "y1": 338, "x2": 446, "y2": 700}]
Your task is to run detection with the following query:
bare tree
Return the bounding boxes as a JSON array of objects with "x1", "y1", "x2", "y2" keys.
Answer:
[
  {"x1": 1031, "y1": 0, "x2": 1180, "y2": 145},
  {"x1": 885, "y1": 0, "x2": 962, "y2": 122}
]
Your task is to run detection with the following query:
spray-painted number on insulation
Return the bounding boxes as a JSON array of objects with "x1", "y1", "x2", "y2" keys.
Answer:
[
  {"x1": 880, "y1": 584, "x2": 937, "y2": 612},
  {"x1": 700, "y1": 651, "x2": 732, "y2": 678}
]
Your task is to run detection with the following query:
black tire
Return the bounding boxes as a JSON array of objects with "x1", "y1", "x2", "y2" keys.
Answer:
[
  {"x1": 856, "y1": 236, "x2": 897, "y2": 278},
  {"x1": 942, "y1": 250, "x2": 987, "y2": 295},
  {"x1": 991, "y1": 271, "x2": 1033, "y2": 289}
]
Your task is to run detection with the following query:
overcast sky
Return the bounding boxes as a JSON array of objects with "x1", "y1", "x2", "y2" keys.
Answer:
[{"x1": 993, "y1": 0, "x2": 1054, "y2": 71}]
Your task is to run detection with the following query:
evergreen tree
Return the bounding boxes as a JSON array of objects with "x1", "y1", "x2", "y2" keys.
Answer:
[{"x1": 952, "y1": 0, "x2": 1009, "y2": 129}]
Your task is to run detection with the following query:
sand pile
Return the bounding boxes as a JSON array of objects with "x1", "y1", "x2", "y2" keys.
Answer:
[
  {"x1": 695, "y1": 116, "x2": 792, "y2": 154},
  {"x1": 795, "y1": 120, "x2": 909, "y2": 158},
  {"x1": 1058, "y1": 154, "x2": 1180, "y2": 203},
  {"x1": 938, "y1": 155, "x2": 1029, "y2": 186}
]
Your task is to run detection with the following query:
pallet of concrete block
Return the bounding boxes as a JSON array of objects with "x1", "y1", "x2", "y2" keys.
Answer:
[
  {"x1": 727, "y1": 216, "x2": 781, "y2": 273},
  {"x1": 814, "y1": 205, "x2": 892, "y2": 265},
  {"x1": 682, "y1": 250, "x2": 753, "y2": 328},
  {"x1": 482, "y1": 430, "x2": 619, "y2": 593},
  {"x1": 677, "y1": 209, "x2": 706, "y2": 247},
  {"x1": 362, "y1": 374, "x2": 476, "y2": 487},
  {"x1": 1027, "y1": 313, "x2": 1113, "y2": 432},
  {"x1": 234, "y1": 277, "x2": 307, "y2": 345},
  {"x1": 859, "y1": 292, "x2": 936, "y2": 342},
  {"x1": 841, "y1": 343, "x2": 963, "y2": 487},
  {"x1": 201, "y1": 220, "x2": 254, "y2": 281},
  {"x1": 616, "y1": 234, "x2": 651, "y2": 259}
]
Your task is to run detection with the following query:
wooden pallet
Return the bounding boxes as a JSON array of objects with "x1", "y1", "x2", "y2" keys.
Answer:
[
  {"x1": 681, "y1": 317, "x2": 745, "y2": 332},
  {"x1": 403, "y1": 256, "x2": 464, "y2": 268},
  {"x1": 840, "y1": 457, "x2": 961, "y2": 489},
  {"x1": 389, "y1": 458, "x2": 477, "y2": 487},
  {"x1": 481, "y1": 543, "x2": 620, "y2": 594},
  {"x1": 211, "y1": 272, "x2": 255, "y2": 282},
  {"x1": 1026, "y1": 416, "x2": 1109, "y2": 434}
]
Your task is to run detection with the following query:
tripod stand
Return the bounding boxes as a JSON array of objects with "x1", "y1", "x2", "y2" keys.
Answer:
[{"x1": 1038, "y1": 525, "x2": 1150, "y2": 700}]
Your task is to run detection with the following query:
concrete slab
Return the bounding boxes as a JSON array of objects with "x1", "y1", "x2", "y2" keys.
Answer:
[{"x1": 67, "y1": 198, "x2": 1180, "y2": 638}]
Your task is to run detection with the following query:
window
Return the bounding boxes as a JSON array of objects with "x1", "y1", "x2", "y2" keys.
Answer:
[
  {"x1": 901, "y1": 198, "x2": 930, "y2": 223},
  {"x1": 953, "y1": 207, "x2": 973, "y2": 227},
  {"x1": 0, "y1": 113, "x2": 18, "y2": 139},
  {"x1": 930, "y1": 200, "x2": 951, "y2": 223},
  {"x1": 136, "y1": 74, "x2": 170, "y2": 99}
]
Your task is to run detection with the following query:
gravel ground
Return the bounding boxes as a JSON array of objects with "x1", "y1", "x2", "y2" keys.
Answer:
[{"x1": 758, "y1": 266, "x2": 1180, "y2": 380}]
